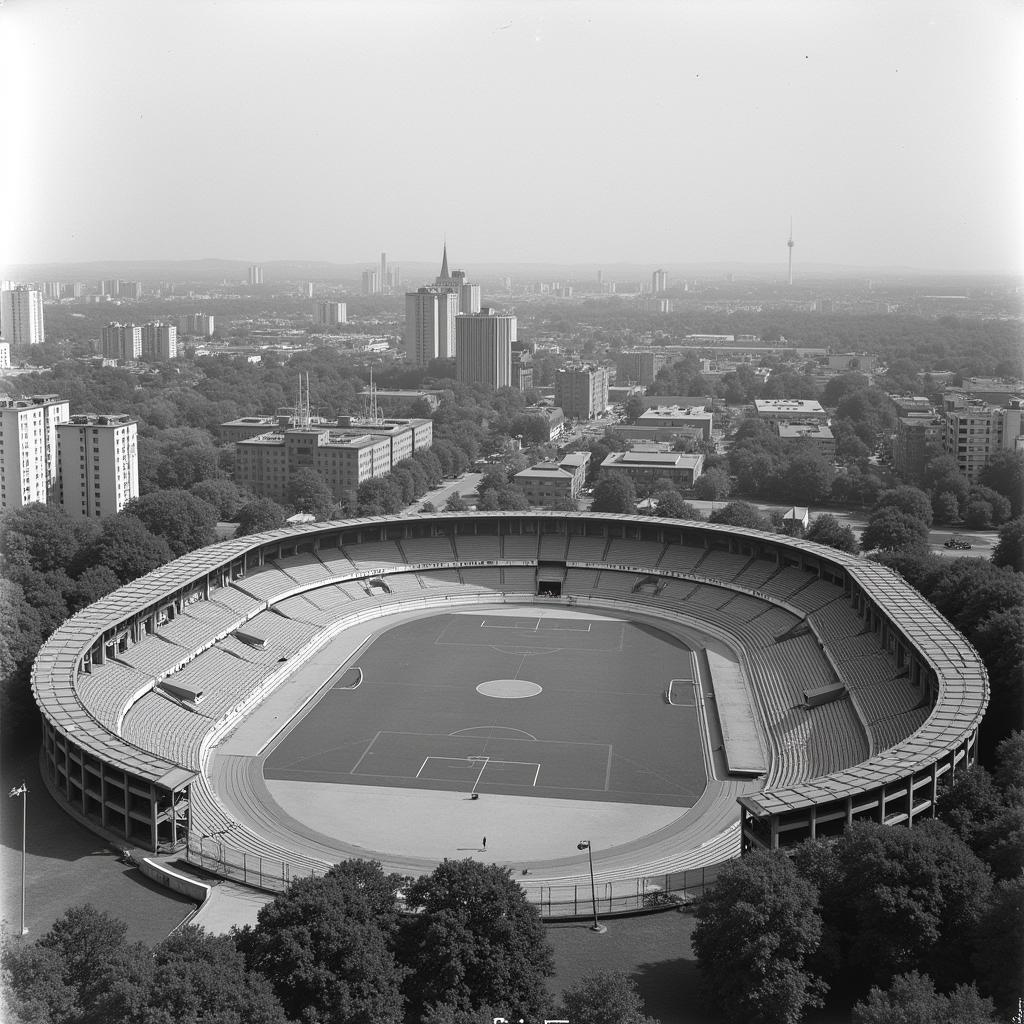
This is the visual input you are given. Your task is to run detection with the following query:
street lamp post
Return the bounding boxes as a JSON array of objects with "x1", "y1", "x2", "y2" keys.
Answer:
[
  {"x1": 9, "y1": 783, "x2": 28, "y2": 936},
  {"x1": 576, "y1": 840, "x2": 606, "y2": 933}
]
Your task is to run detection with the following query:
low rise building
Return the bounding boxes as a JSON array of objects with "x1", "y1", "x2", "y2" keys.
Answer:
[
  {"x1": 515, "y1": 452, "x2": 590, "y2": 507},
  {"x1": 636, "y1": 406, "x2": 713, "y2": 440},
  {"x1": 599, "y1": 449, "x2": 704, "y2": 490},
  {"x1": 754, "y1": 399, "x2": 828, "y2": 424},
  {"x1": 776, "y1": 423, "x2": 836, "y2": 460}
]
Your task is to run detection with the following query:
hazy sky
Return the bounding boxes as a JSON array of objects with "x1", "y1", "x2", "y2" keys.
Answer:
[{"x1": 3, "y1": 0, "x2": 1022, "y2": 272}]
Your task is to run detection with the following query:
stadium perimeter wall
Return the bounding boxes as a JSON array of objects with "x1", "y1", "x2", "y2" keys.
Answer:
[{"x1": 31, "y1": 512, "x2": 988, "y2": 872}]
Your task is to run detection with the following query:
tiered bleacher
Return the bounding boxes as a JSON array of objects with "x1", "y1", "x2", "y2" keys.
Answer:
[
  {"x1": 209, "y1": 584, "x2": 262, "y2": 616},
  {"x1": 277, "y1": 553, "x2": 331, "y2": 587},
  {"x1": 402, "y1": 536, "x2": 456, "y2": 562},
  {"x1": 695, "y1": 549, "x2": 750, "y2": 583},
  {"x1": 568, "y1": 536, "x2": 610, "y2": 562},
  {"x1": 452, "y1": 535, "x2": 501, "y2": 560},
  {"x1": 502, "y1": 534, "x2": 539, "y2": 559},
  {"x1": 236, "y1": 565, "x2": 293, "y2": 602},
  {"x1": 75, "y1": 661, "x2": 154, "y2": 732},
  {"x1": 604, "y1": 538, "x2": 659, "y2": 566},
  {"x1": 120, "y1": 692, "x2": 211, "y2": 770},
  {"x1": 539, "y1": 534, "x2": 569, "y2": 560},
  {"x1": 341, "y1": 540, "x2": 405, "y2": 570},
  {"x1": 732, "y1": 558, "x2": 780, "y2": 590},
  {"x1": 657, "y1": 543, "x2": 706, "y2": 573}
]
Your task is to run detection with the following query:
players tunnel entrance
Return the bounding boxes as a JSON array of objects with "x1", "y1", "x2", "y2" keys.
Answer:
[{"x1": 536, "y1": 564, "x2": 565, "y2": 597}]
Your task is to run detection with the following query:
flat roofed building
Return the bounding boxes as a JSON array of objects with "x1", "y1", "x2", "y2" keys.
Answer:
[
  {"x1": 776, "y1": 423, "x2": 836, "y2": 460},
  {"x1": 617, "y1": 350, "x2": 666, "y2": 386},
  {"x1": 941, "y1": 393, "x2": 1024, "y2": 481},
  {"x1": 177, "y1": 313, "x2": 215, "y2": 337},
  {"x1": 102, "y1": 323, "x2": 142, "y2": 362},
  {"x1": 894, "y1": 416, "x2": 943, "y2": 484},
  {"x1": 358, "y1": 389, "x2": 443, "y2": 414},
  {"x1": 235, "y1": 428, "x2": 392, "y2": 504},
  {"x1": 141, "y1": 322, "x2": 177, "y2": 361},
  {"x1": 555, "y1": 365, "x2": 610, "y2": 420},
  {"x1": 455, "y1": 308, "x2": 516, "y2": 388},
  {"x1": 315, "y1": 301, "x2": 347, "y2": 326},
  {"x1": 405, "y1": 288, "x2": 457, "y2": 365},
  {"x1": 599, "y1": 449, "x2": 704, "y2": 489},
  {"x1": 57, "y1": 414, "x2": 139, "y2": 519},
  {"x1": 515, "y1": 451, "x2": 590, "y2": 507},
  {"x1": 754, "y1": 398, "x2": 828, "y2": 424},
  {"x1": 1, "y1": 286, "x2": 45, "y2": 348},
  {"x1": 0, "y1": 394, "x2": 70, "y2": 510},
  {"x1": 0, "y1": 342, "x2": 10, "y2": 370},
  {"x1": 636, "y1": 405, "x2": 713, "y2": 439}
]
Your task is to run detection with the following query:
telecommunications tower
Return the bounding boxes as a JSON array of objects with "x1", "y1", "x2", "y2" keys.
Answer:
[{"x1": 787, "y1": 217, "x2": 795, "y2": 285}]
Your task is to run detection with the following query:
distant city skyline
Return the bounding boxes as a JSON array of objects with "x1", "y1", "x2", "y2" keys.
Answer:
[{"x1": 2, "y1": 0, "x2": 1022, "y2": 274}]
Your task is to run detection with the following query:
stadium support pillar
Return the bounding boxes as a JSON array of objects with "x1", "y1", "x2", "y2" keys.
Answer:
[{"x1": 808, "y1": 804, "x2": 817, "y2": 840}]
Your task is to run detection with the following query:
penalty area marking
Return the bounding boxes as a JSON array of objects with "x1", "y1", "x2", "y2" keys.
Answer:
[
  {"x1": 666, "y1": 679, "x2": 697, "y2": 707},
  {"x1": 415, "y1": 755, "x2": 542, "y2": 792}
]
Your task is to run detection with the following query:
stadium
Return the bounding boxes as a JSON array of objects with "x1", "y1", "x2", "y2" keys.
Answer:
[{"x1": 32, "y1": 511, "x2": 988, "y2": 911}]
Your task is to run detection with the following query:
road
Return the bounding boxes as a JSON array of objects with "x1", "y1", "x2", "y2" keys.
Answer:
[{"x1": 401, "y1": 472, "x2": 484, "y2": 513}]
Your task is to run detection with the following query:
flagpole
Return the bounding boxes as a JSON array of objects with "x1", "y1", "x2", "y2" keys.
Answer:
[{"x1": 8, "y1": 783, "x2": 28, "y2": 935}]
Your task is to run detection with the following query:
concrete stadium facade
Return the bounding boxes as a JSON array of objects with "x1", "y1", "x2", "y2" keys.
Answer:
[{"x1": 32, "y1": 512, "x2": 988, "y2": 881}]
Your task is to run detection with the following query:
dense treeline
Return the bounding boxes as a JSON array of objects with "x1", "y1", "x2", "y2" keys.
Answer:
[
  {"x1": 1, "y1": 858, "x2": 653, "y2": 1024},
  {"x1": 692, "y1": 740, "x2": 1024, "y2": 1024}
]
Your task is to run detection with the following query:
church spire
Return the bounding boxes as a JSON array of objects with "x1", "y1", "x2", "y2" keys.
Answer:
[{"x1": 440, "y1": 241, "x2": 449, "y2": 280}]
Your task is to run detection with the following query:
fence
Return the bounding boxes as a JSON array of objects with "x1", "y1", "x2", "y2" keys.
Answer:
[{"x1": 184, "y1": 837, "x2": 725, "y2": 918}]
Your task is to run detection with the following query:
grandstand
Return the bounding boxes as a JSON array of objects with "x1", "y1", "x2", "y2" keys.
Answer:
[{"x1": 32, "y1": 511, "x2": 987, "y2": 892}]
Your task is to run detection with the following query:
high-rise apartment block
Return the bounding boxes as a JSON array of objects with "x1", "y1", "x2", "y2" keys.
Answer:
[
  {"x1": 460, "y1": 283, "x2": 481, "y2": 315},
  {"x1": 361, "y1": 269, "x2": 380, "y2": 295},
  {"x1": 315, "y1": 301, "x2": 347, "y2": 326},
  {"x1": 652, "y1": 269, "x2": 668, "y2": 293},
  {"x1": 455, "y1": 308, "x2": 516, "y2": 388},
  {"x1": 893, "y1": 415, "x2": 943, "y2": 484},
  {"x1": 0, "y1": 394, "x2": 70, "y2": 510},
  {"x1": 941, "y1": 392, "x2": 1024, "y2": 481},
  {"x1": 0, "y1": 342, "x2": 10, "y2": 370},
  {"x1": 56, "y1": 414, "x2": 139, "y2": 519},
  {"x1": 434, "y1": 245, "x2": 479, "y2": 313},
  {"x1": 102, "y1": 323, "x2": 142, "y2": 361},
  {"x1": 120, "y1": 281, "x2": 143, "y2": 300},
  {"x1": 248, "y1": 265, "x2": 264, "y2": 286},
  {"x1": 555, "y1": 365, "x2": 611, "y2": 420},
  {"x1": 617, "y1": 350, "x2": 666, "y2": 386},
  {"x1": 1, "y1": 286, "x2": 45, "y2": 348},
  {"x1": 511, "y1": 343, "x2": 534, "y2": 392},
  {"x1": 405, "y1": 288, "x2": 457, "y2": 365},
  {"x1": 177, "y1": 313, "x2": 216, "y2": 337},
  {"x1": 141, "y1": 322, "x2": 177, "y2": 360}
]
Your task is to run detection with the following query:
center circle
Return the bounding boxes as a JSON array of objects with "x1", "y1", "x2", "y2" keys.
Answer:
[{"x1": 476, "y1": 678, "x2": 543, "y2": 699}]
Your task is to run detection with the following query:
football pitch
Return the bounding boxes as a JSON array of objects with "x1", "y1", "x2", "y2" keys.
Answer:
[{"x1": 263, "y1": 610, "x2": 708, "y2": 807}]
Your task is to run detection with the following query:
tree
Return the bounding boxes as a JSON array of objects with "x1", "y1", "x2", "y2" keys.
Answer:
[
  {"x1": 992, "y1": 516, "x2": 1024, "y2": 572},
  {"x1": 236, "y1": 860, "x2": 408, "y2": 1024},
  {"x1": 873, "y1": 485, "x2": 934, "y2": 527},
  {"x1": 591, "y1": 473, "x2": 637, "y2": 513},
  {"x1": 775, "y1": 447, "x2": 835, "y2": 505},
  {"x1": 286, "y1": 467, "x2": 335, "y2": 518},
  {"x1": 651, "y1": 490, "x2": 700, "y2": 520},
  {"x1": 972, "y1": 876, "x2": 1024, "y2": 1013},
  {"x1": 692, "y1": 466, "x2": 732, "y2": 501},
  {"x1": 805, "y1": 514, "x2": 859, "y2": 554},
  {"x1": 235, "y1": 497, "x2": 288, "y2": 537},
  {"x1": 692, "y1": 850, "x2": 827, "y2": 1024},
  {"x1": 978, "y1": 449, "x2": 1024, "y2": 516},
  {"x1": 357, "y1": 476, "x2": 404, "y2": 516},
  {"x1": 821, "y1": 821, "x2": 992, "y2": 989},
  {"x1": 555, "y1": 971, "x2": 659, "y2": 1024},
  {"x1": 931, "y1": 490, "x2": 961, "y2": 524},
  {"x1": 852, "y1": 971, "x2": 999, "y2": 1024},
  {"x1": 444, "y1": 493, "x2": 469, "y2": 512},
  {"x1": 123, "y1": 490, "x2": 218, "y2": 557},
  {"x1": 99, "y1": 926, "x2": 288, "y2": 1024},
  {"x1": 401, "y1": 859, "x2": 554, "y2": 1022},
  {"x1": 0, "y1": 503, "x2": 97, "y2": 579},
  {"x1": 708, "y1": 501, "x2": 772, "y2": 532},
  {"x1": 1, "y1": 936, "x2": 78, "y2": 1024},
  {"x1": 79, "y1": 515, "x2": 174, "y2": 583},
  {"x1": 861, "y1": 507, "x2": 930, "y2": 554},
  {"x1": 70, "y1": 565, "x2": 122, "y2": 609},
  {"x1": 190, "y1": 478, "x2": 251, "y2": 520}
]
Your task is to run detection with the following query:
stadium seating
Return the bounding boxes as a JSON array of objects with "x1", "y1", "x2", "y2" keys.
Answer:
[
  {"x1": 120, "y1": 692, "x2": 212, "y2": 770},
  {"x1": 459, "y1": 567, "x2": 503, "y2": 588},
  {"x1": 657, "y1": 542, "x2": 706, "y2": 573},
  {"x1": 277, "y1": 553, "x2": 331, "y2": 587},
  {"x1": 452, "y1": 535, "x2": 501, "y2": 561},
  {"x1": 758, "y1": 566, "x2": 816, "y2": 601},
  {"x1": 538, "y1": 533, "x2": 569, "y2": 561},
  {"x1": 785, "y1": 578, "x2": 846, "y2": 615},
  {"x1": 235, "y1": 565, "x2": 293, "y2": 602},
  {"x1": 402, "y1": 536, "x2": 456, "y2": 562},
  {"x1": 341, "y1": 540, "x2": 405, "y2": 570},
  {"x1": 567, "y1": 536, "x2": 611, "y2": 562},
  {"x1": 501, "y1": 567, "x2": 536, "y2": 591},
  {"x1": 694, "y1": 549, "x2": 751, "y2": 583},
  {"x1": 808, "y1": 600, "x2": 863, "y2": 643},
  {"x1": 76, "y1": 661, "x2": 154, "y2": 732},
  {"x1": 116, "y1": 634, "x2": 184, "y2": 678},
  {"x1": 316, "y1": 547, "x2": 357, "y2": 574},
  {"x1": 209, "y1": 584, "x2": 262, "y2": 616},
  {"x1": 501, "y1": 534, "x2": 540, "y2": 559},
  {"x1": 731, "y1": 558, "x2": 780, "y2": 590}
]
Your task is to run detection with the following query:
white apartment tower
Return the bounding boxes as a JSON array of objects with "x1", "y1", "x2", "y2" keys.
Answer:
[
  {"x1": 404, "y1": 287, "x2": 457, "y2": 365},
  {"x1": 57, "y1": 414, "x2": 139, "y2": 518},
  {"x1": 102, "y1": 323, "x2": 142, "y2": 361},
  {"x1": 0, "y1": 394, "x2": 70, "y2": 510},
  {"x1": 455, "y1": 309, "x2": 516, "y2": 388},
  {"x1": 248, "y1": 265, "x2": 264, "y2": 286},
  {"x1": 1, "y1": 286, "x2": 45, "y2": 348}
]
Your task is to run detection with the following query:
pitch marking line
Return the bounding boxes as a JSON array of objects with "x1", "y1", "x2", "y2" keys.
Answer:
[
  {"x1": 479, "y1": 618, "x2": 594, "y2": 633},
  {"x1": 416, "y1": 755, "x2": 542, "y2": 791}
]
